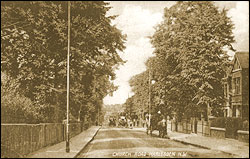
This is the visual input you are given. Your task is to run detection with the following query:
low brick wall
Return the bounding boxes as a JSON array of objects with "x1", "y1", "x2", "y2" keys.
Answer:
[
  {"x1": 237, "y1": 130, "x2": 249, "y2": 143},
  {"x1": 1, "y1": 122, "x2": 83, "y2": 158},
  {"x1": 210, "y1": 127, "x2": 226, "y2": 138}
]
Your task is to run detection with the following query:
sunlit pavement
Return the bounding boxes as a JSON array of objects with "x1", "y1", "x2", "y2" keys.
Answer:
[{"x1": 77, "y1": 126, "x2": 235, "y2": 158}]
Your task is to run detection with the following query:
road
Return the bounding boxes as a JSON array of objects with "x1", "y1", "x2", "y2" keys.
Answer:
[{"x1": 77, "y1": 127, "x2": 234, "y2": 158}]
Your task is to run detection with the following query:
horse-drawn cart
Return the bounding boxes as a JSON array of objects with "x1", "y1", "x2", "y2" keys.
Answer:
[{"x1": 146, "y1": 113, "x2": 167, "y2": 138}]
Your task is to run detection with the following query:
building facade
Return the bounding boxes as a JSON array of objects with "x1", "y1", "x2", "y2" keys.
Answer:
[{"x1": 223, "y1": 52, "x2": 249, "y2": 120}]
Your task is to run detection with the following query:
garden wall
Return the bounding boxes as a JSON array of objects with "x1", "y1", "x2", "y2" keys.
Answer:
[
  {"x1": 210, "y1": 127, "x2": 226, "y2": 138},
  {"x1": 237, "y1": 130, "x2": 249, "y2": 143}
]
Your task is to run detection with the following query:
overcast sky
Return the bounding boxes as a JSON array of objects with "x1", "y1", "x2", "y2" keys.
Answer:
[{"x1": 103, "y1": 1, "x2": 249, "y2": 105}]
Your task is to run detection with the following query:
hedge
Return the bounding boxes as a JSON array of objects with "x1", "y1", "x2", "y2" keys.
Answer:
[
  {"x1": 225, "y1": 117, "x2": 242, "y2": 138},
  {"x1": 210, "y1": 117, "x2": 226, "y2": 128},
  {"x1": 241, "y1": 120, "x2": 249, "y2": 131}
]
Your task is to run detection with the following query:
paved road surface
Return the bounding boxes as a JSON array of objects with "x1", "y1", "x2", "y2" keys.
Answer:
[{"x1": 77, "y1": 127, "x2": 235, "y2": 158}]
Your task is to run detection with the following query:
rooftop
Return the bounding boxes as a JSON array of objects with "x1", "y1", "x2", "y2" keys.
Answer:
[{"x1": 235, "y1": 52, "x2": 249, "y2": 69}]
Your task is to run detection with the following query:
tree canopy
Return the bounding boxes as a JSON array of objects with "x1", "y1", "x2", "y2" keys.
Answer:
[
  {"x1": 1, "y1": 1, "x2": 126, "y2": 123},
  {"x1": 124, "y1": 1, "x2": 235, "y2": 121}
]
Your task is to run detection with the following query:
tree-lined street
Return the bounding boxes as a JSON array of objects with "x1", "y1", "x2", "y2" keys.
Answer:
[{"x1": 1, "y1": 1, "x2": 249, "y2": 158}]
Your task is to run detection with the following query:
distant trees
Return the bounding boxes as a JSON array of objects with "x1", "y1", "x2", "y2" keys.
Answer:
[
  {"x1": 123, "y1": 96, "x2": 135, "y2": 117},
  {"x1": 1, "y1": 1, "x2": 126, "y2": 123},
  {"x1": 128, "y1": 69, "x2": 149, "y2": 115},
  {"x1": 125, "y1": 1, "x2": 235, "y2": 121}
]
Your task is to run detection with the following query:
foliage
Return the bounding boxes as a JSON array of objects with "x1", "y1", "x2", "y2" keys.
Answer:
[
  {"x1": 241, "y1": 120, "x2": 249, "y2": 131},
  {"x1": 210, "y1": 117, "x2": 226, "y2": 128},
  {"x1": 123, "y1": 96, "x2": 135, "y2": 117},
  {"x1": 1, "y1": 1, "x2": 126, "y2": 123},
  {"x1": 1, "y1": 73, "x2": 52, "y2": 123},
  {"x1": 149, "y1": 1, "x2": 235, "y2": 119},
  {"x1": 225, "y1": 117, "x2": 244, "y2": 138},
  {"x1": 128, "y1": 70, "x2": 149, "y2": 116},
  {"x1": 125, "y1": 2, "x2": 235, "y2": 120}
]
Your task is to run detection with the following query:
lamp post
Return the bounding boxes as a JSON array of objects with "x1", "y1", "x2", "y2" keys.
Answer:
[
  {"x1": 148, "y1": 61, "x2": 155, "y2": 125},
  {"x1": 148, "y1": 64, "x2": 151, "y2": 123},
  {"x1": 66, "y1": 1, "x2": 71, "y2": 153}
]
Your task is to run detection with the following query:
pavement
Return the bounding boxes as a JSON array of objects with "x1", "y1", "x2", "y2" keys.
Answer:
[
  {"x1": 133, "y1": 127, "x2": 249, "y2": 158},
  {"x1": 25, "y1": 125, "x2": 249, "y2": 158},
  {"x1": 26, "y1": 126, "x2": 101, "y2": 158}
]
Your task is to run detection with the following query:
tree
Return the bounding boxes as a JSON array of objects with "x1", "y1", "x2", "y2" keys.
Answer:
[
  {"x1": 129, "y1": 70, "x2": 149, "y2": 114},
  {"x1": 127, "y1": 57, "x2": 163, "y2": 117},
  {"x1": 123, "y1": 96, "x2": 135, "y2": 117},
  {"x1": 1, "y1": 1, "x2": 126, "y2": 123},
  {"x1": 150, "y1": 1, "x2": 235, "y2": 119}
]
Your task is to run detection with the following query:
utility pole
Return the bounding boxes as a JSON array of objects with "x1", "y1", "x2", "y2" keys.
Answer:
[{"x1": 66, "y1": 0, "x2": 70, "y2": 153}]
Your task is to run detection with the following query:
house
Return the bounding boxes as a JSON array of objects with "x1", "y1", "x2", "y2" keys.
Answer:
[{"x1": 223, "y1": 52, "x2": 249, "y2": 120}]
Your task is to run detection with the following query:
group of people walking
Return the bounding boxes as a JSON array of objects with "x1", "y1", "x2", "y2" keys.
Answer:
[
  {"x1": 108, "y1": 111, "x2": 168, "y2": 138},
  {"x1": 117, "y1": 116, "x2": 138, "y2": 128}
]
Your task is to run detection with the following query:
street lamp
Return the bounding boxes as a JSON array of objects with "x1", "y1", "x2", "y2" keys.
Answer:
[
  {"x1": 148, "y1": 79, "x2": 155, "y2": 114},
  {"x1": 151, "y1": 80, "x2": 156, "y2": 85},
  {"x1": 148, "y1": 61, "x2": 155, "y2": 125}
]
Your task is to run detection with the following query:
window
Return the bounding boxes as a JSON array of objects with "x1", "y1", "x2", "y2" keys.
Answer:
[{"x1": 234, "y1": 77, "x2": 241, "y2": 94}]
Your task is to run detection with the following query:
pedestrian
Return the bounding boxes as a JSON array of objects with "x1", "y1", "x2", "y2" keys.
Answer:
[{"x1": 127, "y1": 116, "x2": 133, "y2": 129}]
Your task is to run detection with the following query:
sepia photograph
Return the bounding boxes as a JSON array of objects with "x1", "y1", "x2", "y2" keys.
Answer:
[{"x1": 1, "y1": 1, "x2": 249, "y2": 158}]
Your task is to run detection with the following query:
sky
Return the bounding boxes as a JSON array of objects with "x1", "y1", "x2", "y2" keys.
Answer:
[{"x1": 103, "y1": 1, "x2": 249, "y2": 105}]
